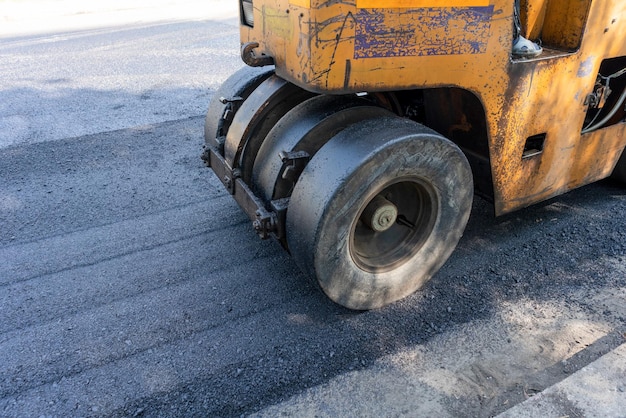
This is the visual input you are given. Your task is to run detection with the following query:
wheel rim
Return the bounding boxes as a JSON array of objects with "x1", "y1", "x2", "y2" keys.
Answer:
[{"x1": 350, "y1": 177, "x2": 438, "y2": 273}]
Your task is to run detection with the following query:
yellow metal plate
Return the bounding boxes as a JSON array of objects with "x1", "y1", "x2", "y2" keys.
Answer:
[
  {"x1": 289, "y1": 0, "x2": 310, "y2": 8},
  {"x1": 263, "y1": 6, "x2": 292, "y2": 39},
  {"x1": 356, "y1": 0, "x2": 490, "y2": 7}
]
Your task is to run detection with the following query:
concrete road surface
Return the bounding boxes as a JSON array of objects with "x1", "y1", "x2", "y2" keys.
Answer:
[{"x1": 1, "y1": 1, "x2": 625, "y2": 417}]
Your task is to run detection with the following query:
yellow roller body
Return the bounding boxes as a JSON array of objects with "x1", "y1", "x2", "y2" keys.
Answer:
[{"x1": 239, "y1": 0, "x2": 626, "y2": 214}]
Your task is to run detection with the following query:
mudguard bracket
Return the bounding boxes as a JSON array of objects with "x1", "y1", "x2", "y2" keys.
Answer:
[{"x1": 203, "y1": 145, "x2": 281, "y2": 240}]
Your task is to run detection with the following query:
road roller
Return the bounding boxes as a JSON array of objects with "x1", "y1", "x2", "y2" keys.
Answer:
[{"x1": 202, "y1": 0, "x2": 626, "y2": 309}]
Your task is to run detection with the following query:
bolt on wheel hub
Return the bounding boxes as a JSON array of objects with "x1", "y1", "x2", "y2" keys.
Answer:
[{"x1": 361, "y1": 195, "x2": 398, "y2": 232}]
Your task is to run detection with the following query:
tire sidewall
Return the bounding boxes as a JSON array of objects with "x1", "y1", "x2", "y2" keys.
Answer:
[
  {"x1": 204, "y1": 65, "x2": 274, "y2": 146},
  {"x1": 313, "y1": 133, "x2": 473, "y2": 310}
]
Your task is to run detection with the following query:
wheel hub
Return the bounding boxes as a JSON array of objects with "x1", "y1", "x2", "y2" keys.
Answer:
[
  {"x1": 361, "y1": 195, "x2": 398, "y2": 232},
  {"x1": 351, "y1": 179, "x2": 438, "y2": 273}
]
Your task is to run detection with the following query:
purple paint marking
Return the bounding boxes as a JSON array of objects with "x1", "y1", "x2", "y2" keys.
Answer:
[{"x1": 354, "y1": 6, "x2": 495, "y2": 59}]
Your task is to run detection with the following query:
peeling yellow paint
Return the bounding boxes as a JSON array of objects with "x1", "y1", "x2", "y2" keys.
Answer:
[{"x1": 241, "y1": 0, "x2": 626, "y2": 215}]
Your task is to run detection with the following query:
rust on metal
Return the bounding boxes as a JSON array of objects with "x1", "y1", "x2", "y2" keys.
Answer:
[{"x1": 236, "y1": 0, "x2": 625, "y2": 215}]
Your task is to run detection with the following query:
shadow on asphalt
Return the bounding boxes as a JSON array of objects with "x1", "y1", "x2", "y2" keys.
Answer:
[
  {"x1": 2, "y1": 117, "x2": 623, "y2": 417},
  {"x1": 116, "y1": 168, "x2": 626, "y2": 416}
]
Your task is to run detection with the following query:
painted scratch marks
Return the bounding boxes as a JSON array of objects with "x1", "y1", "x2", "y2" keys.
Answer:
[{"x1": 354, "y1": 6, "x2": 494, "y2": 58}]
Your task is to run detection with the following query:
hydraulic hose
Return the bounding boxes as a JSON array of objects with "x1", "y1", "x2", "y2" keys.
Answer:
[{"x1": 581, "y1": 86, "x2": 626, "y2": 134}]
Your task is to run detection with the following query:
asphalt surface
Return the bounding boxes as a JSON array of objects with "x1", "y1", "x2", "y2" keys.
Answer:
[
  {"x1": 1, "y1": 115, "x2": 625, "y2": 417},
  {"x1": 0, "y1": 0, "x2": 242, "y2": 147},
  {"x1": 498, "y1": 343, "x2": 626, "y2": 418},
  {"x1": 1, "y1": 2, "x2": 625, "y2": 417}
]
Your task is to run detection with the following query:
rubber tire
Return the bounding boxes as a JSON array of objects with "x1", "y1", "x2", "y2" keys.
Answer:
[
  {"x1": 251, "y1": 95, "x2": 390, "y2": 202},
  {"x1": 204, "y1": 65, "x2": 274, "y2": 148},
  {"x1": 237, "y1": 81, "x2": 314, "y2": 183},
  {"x1": 287, "y1": 116, "x2": 473, "y2": 310}
]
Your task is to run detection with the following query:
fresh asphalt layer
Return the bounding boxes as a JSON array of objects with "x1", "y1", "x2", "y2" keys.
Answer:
[{"x1": 1, "y1": 1, "x2": 625, "y2": 417}]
